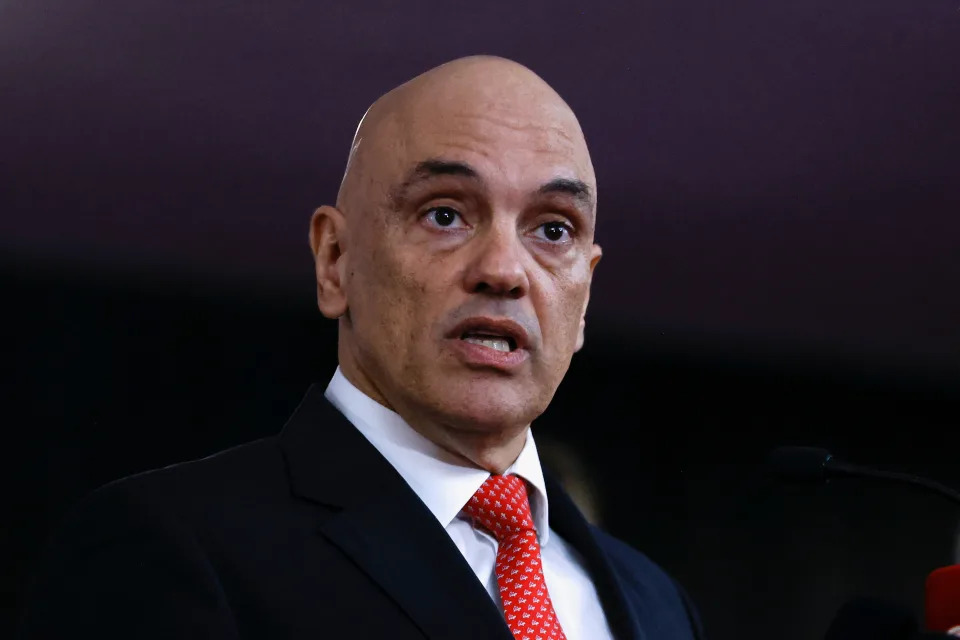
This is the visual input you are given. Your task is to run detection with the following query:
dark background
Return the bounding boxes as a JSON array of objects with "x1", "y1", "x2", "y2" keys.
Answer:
[{"x1": 3, "y1": 1, "x2": 959, "y2": 639}]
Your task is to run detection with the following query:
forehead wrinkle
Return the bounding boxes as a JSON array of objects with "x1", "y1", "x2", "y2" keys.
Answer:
[
  {"x1": 403, "y1": 124, "x2": 591, "y2": 184},
  {"x1": 442, "y1": 110, "x2": 585, "y2": 156},
  {"x1": 452, "y1": 109, "x2": 574, "y2": 135},
  {"x1": 432, "y1": 107, "x2": 595, "y2": 192}
]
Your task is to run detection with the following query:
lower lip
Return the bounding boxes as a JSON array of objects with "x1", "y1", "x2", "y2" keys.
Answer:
[{"x1": 448, "y1": 339, "x2": 529, "y2": 371}]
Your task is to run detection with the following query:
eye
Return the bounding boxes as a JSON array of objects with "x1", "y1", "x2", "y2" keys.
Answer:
[
  {"x1": 534, "y1": 221, "x2": 573, "y2": 243},
  {"x1": 423, "y1": 206, "x2": 466, "y2": 228}
]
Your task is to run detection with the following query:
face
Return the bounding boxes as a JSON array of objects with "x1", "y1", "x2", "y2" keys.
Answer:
[{"x1": 336, "y1": 94, "x2": 601, "y2": 433}]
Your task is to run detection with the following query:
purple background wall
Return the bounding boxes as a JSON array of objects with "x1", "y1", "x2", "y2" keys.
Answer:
[
  {"x1": 4, "y1": 1, "x2": 959, "y2": 638},
  {"x1": 4, "y1": 0, "x2": 958, "y2": 371}
]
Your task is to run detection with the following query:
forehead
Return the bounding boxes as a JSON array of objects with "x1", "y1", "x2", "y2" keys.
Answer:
[{"x1": 380, "y1": 96, "x2": 595, "y2": 196}]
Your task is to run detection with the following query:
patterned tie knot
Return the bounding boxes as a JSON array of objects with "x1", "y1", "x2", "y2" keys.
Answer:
[{"x1": 463, "y1": 474, "x2": 535, "y2": 543}]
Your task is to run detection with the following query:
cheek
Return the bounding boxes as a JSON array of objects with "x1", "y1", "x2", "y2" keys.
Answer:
[
  {"x1": 349, "y1": 240, "x2": 405, "y2": 323},
  {"x1": 350, "y1": 238, "x2": 438, "y2": 345},
  {"x1": 540, "y1": 279, "x2": 591, "y2": 354}
]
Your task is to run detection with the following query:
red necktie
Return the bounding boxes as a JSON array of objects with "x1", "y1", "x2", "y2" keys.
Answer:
[{"x1": 463, "y1": 474, "x2": 567, "y2": 640}]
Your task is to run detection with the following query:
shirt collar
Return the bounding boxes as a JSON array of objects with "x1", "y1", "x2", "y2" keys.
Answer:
[{"x1": 324, "y1": 367, "x2": 551, "y2": 545}]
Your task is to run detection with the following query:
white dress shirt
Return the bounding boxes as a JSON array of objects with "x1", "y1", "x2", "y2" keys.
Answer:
[{"x1": 325, "y1": 367, "x2": 614, "y2": 640}]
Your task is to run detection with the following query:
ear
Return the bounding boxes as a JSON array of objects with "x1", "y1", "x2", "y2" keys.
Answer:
[
  {"x1": 574, "y1": 244, "x2": 602, "y2": 353},
  {"x1": 309, "y1": 205, "x2": 348, "y2": 319}
]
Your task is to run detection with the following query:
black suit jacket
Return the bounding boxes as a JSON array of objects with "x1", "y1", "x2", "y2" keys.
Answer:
[{"x1": 18, "y1": 385, "x2": 704, "y2": 639}]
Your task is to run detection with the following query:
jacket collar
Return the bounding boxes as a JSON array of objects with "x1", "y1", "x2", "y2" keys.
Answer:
[{"x1": 279, "y1": 383, "x2": 643, "y2": 640}]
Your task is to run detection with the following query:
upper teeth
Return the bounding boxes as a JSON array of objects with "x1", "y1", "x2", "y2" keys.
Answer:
[{"x1": 463, "y1": 336, "x2": 511, "y2": 352}]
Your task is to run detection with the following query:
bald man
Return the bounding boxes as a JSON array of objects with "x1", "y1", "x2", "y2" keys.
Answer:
[{"x1": 18, "y1": 57, "x2": 703, "y2": 640}]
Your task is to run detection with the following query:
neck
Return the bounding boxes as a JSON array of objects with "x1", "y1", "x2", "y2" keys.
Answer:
[
  {"x1": 427, "y1": 423, "x2": 528, "y2": 475},
  {"x1": 336, "y1": 353, "x2": 528, "y2": 475}
]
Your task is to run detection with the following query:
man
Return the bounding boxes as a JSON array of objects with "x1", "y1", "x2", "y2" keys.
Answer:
[{"x1": 18, "y1": 56, "x2": 703, "y2": 639}]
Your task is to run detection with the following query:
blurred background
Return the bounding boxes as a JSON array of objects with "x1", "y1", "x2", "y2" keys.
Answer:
[{"x1": 3, "y1": 0, "x2": 959, "y2": 638}]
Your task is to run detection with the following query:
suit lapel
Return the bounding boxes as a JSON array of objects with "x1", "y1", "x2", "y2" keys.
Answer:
[
  {"x1": 279, "y1": 384, "x2": 513, "y2": 640},
  {"x1": 545, "y1": 472, "x2": 645, "y2": 640}
]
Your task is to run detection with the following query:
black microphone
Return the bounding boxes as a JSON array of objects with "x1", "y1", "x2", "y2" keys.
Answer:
[
  {"x1": 767, "y1": 446, "x2": 960, "y2": 639},
  {"x1": 764, "y1": 446, "x2": 960, "y2": 506}
]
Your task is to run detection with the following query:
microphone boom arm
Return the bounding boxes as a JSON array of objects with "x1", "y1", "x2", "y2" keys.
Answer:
[{"x1": 828, "y1": 460, "x2": 960, "y2": 507}]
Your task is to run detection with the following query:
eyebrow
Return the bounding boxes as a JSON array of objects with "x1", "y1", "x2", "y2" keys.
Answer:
[
  {"x1": 390, "y1": 159, "x2": 483, "y2": 207},
  {"x1": 537, "y1": 177, "x2": 594, "y2": 212},
  {"x1": 390, "y1": 157, "x2": 594, "y2": 213}
]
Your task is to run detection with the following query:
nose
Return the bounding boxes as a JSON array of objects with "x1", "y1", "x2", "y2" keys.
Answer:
[{"x1": 463, "y1": 220, "x2": 529, "y2": 299}]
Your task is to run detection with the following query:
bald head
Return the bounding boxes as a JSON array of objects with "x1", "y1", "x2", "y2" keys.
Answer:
[
  {"x1": 336, "y1": 55, "x2": 595, "y2": 216},
  {"x1": 310, "y1": 55, "x2": 602, "y2": 472}
]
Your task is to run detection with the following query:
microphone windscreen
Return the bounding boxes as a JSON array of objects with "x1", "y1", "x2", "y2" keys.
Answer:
[{"x1": 925, "y1": 565, "x2": 960, "y2": 634}]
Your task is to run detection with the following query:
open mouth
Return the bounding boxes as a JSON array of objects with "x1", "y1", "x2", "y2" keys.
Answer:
[
  {"x1": 448, "y1": 317, "x2": 529, "y2": 358},
  {"x1": 460, "y1": 332, "x2": 518, "y2": 353}
]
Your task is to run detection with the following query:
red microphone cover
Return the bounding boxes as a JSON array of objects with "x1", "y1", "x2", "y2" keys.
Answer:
[{"x1": 926, "y1": 565, "x2": 960, "y2": 635}]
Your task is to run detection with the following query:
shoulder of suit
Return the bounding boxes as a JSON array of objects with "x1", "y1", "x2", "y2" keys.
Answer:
[
  {"x1": 61, "y1": 436, "x2": 285, "y2": 537},
  {"x1": 117, "y1": 435, "x2": 281, "y2": 496}
]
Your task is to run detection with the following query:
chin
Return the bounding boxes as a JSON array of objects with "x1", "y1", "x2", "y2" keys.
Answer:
[{"x1": 427, "y1": 376, "x2": 550, "y2": 432}]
